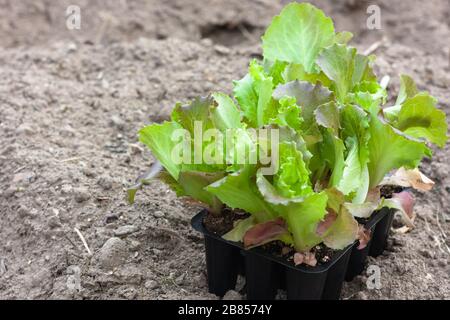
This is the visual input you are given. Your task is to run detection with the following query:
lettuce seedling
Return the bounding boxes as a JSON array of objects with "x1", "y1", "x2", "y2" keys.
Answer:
[{"x1": 129, "y1": 2, "x2": 447, "y2": 263}]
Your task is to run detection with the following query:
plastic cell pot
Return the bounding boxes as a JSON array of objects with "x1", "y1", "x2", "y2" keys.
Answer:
[{"x1": 191, "y1": 207, "x2": 395, "y2": 300}]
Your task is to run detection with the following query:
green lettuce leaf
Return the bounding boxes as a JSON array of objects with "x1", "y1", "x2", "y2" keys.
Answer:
[
  {"x1": 396, "y1": 74, "x2": 418, "y2": 106},
  {"x1": 316, "y1": 44, "x2": 373, "y2": 103},
  {"x1": 367, "y1": 115, "x2": 431, "y2": 188},
  {"x1": 282, "y1": 63, "x2": 332, "y2": 87},
  {"x1": 139, "y1": 121, "x2": 183, "y2": 179},
  {"x1": 318, "y1": 129, "x2": 345, "y2": 188},
  {"x1": 177, "y1": 171, "x2": 224, "y2": 213},
  {"x1": 334, "y1": 31, "x2": 353, "y2": 44},
  {"x1": 263, "y1": 59, "x2": 288, "y2": 86},
  {"x1": 255, "y1": 129, "x2": 313, "y2": 205},
  {"x1": 383, "y1": 75, "x2": 447, "y2": 147},
  {"x1": 284, "y1": 192, "x2": 328, "y2": 252},
  {"x1": 260, "y1": 141, "x2": 313, "y2": 199},
  {"x1": 169, "y1": 96, "x2": 223, "y2": 173},
  {"x1": 273, "y1": 80, "x2": 332, "y2": 144},
  {"x1": 350, "y1": 80, "x2": 387, "y2": 115},
  {"x1": 171, "y1": 96, "x2": 215, "y2": 134},
  {"x1": 337, "y1": 105, "x2": 371, "y2": 201},
  {"x1": 314, "y1": 101, "x2": 340, "y2": 133},
  {"x1": 256, "y1": 170, "x2": 306, "y2": 206},
  {"x1": 267, "y1": 96, "x2": 303, "y2": 131},
  {"x1": 262, "y1": 2, "x2": 335, "y2": 73},
  {"x1": 210, "y1": 92, "x2": 242, "y2": 131},
  {"x1": 273, "y1": 81, "x2": 333, "y2": 118},
  {"x1": 233, "y1": 60, "x2": 274, "y2": 127},
  {"x1": 395, "y1": 93, "x2": 448, "y2": 147},
  {"x1": 233, "y1": 73, "x2": 257, "y2": 125},
  {"x1": 222, "y1": 216, "x2": 256, "y2": 242},
  {"x1": 384, "y1": 75, "x2": 418, "y2": 122},
  {"x1": 205, "y1": 166, "x2": 276, "y2": 222}
]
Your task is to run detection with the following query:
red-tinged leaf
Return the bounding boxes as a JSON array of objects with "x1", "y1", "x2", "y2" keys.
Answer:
[
  {"x1": 380, "y1": 190, "x2": 415, "y2": 228},
  {"x1": 294, "y1": 251, "x2": 317, "y2": 267},
  {"x1": 316, "y1": 210, "x2": 338, "y2": 236},
  {"x1": 304, "y1": 251, "x2": 318, "y2": 266},
  {"x1": 243, "y1": 218, "x2": 287, "y2": 248},
  {"x1": 392, "y1": 191, "x2": 415, "y2": 219},
  {"x1": 293, "y1": 252, "x2": 304, "y2": 265},
  {"x1": 357, "y1": 226, "x2": 371, "y2": 250},
  {"x1": 322, "y1": 206, "x2": 359, "y2": 249}
]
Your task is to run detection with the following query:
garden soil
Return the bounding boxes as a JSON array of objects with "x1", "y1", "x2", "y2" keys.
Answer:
[{"x1": 0, "y1": 0, "x2": 449, "y2": 299}]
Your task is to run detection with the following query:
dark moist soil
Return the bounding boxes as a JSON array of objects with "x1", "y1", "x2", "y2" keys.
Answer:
[
  {"x1": 262, "y1": 241, "x2": 336, "y2": 266},
  {"x1": 204, "y1": 210, "x2": 336, "y2": 266},
  {"x1": 380, "y1": 185, "x2": 405, "y2": 199},
  {"x1": 203, "y1": 208, "x2": 249, "y2": 236}
]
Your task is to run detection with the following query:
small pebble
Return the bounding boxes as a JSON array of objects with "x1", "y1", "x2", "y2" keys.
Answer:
[
  {"x1": 200, "y1": 38, "x2": 213, "y2": 46},
  {"x1": 97, "y1": 237, "x2": 128, "y2": 270},
  {"x1": 214, "y1": 44, "x2": 231, "y2": 55},
  {"x1": 61, "y1": 184, "x2": 72, "y2": 194},
  {"x1": 97, "y1": 175, "x2": 113, "y2": 190},
  {"x1": 15, "y1": 123, "x2": 33, "y2": 136},
  {"x1": 144, "y1": 280, "x2": 159, "y2": 290},
  {"x1": 114, "y1": 225, "x2": 139, "y2": 237},
  {"x1": 128, "y1": 240, "x2": 141, "y2": 250},
  {"x1": 392, "y1": 238, "x2": 406, "y2": 247},
  {"x1": 18, "y1": 206, "x2": 35, "y2": 218},
  {"x1": 74, "y1": 188, "x2": 90, "y2": 203},
  {"x1": 110, "y1": 115, "x2": 125, "y2": 130},
  {"x1": 67, "y1": 42, "x2": 77, "y2": 53},
  {"x1": 153, "y1": 210, "x2": 164, "y2": 218},
  {"x1": 48, "y1": 216, "x2": 62, "y2": 229},
  {"x1": 82, "y1": 167, "x2": 96, "y2": 178}
]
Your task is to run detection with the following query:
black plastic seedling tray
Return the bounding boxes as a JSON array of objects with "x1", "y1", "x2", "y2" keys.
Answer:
[{"x1": 191, "y1": 207, "x2": 396, "y2": 300}]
